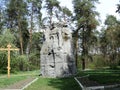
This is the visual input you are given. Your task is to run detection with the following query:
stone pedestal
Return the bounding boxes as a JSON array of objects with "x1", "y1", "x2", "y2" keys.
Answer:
[{"x1": 40, "y1": 23, "x2": 76, "y2": 78}]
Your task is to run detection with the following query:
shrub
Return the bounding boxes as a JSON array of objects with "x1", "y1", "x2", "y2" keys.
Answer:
[{"x1": 88, "y1": 55, "x2": 107, "y2": 69}]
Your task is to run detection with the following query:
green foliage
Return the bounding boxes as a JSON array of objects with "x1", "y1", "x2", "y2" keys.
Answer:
[
  {"x1": 16, "y1": 55, "x2": 29, "y2": 71},
  {"x1": 6, "y1": 0, "x2": 29, "y2": 54},
  {"x1": 44, "y1": 0, "x2": 61, "y2": 25},
  {"x1": 27, "y1": 0, "x2": 42, "y2": 27},
  {"x1": 0, "y1": 29, "x2": 18, "y2": 73},
  {"x1": 32, "y1": 32, "x2": 43, "y2": 48},
  {"x1": 109, "y1": 59, "x2": 119, "y2": 69},
  {"x1": 45, "y1": 0, "x2": 60, "y2": 15},
  {"x1": 62, "y1": 7, "x2": 72, "y2": 17},
  {"x1": 72, "y1": 0, "x2": 99, "y2": 70},
  {"x1": 0, "y1": 52, "x2": 7, "y2": 74},
  {"x1": 89, "y1": 55, "x2": 106, "y2": 69},
  {"x1": 105, "y1": 15, "x2": 117, "y2": 25},
  {"x1": 61, "y1": 6, "x2": 72, "y2": 22},
  {"x1": 28, "y1": 53, "x2": 40, "y2": 70},
  {"x1": 0, "y1": 29, "x2": 15, "y2": 46},
  {"x1": 0, "y1": 0, "x2": 120, "y2": 73},
  {"x1": 7, "y1": 0, "x2": 28, "y2": 29},
  {"x1": 27, "y1": 32, "x2": 42, "y2": 70},
  {"x1": 99, "y1": 15, "x2": 120, "y2": 69}
]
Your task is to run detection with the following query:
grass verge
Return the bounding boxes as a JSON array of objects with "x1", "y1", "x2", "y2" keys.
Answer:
[{"x1": 0, "y1": 76, "x2": 28, "y2": 88}]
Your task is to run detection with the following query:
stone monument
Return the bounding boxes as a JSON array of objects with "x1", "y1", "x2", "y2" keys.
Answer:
[{"x1": 40, "y1": 22, "x2": 76, "y2": 78}]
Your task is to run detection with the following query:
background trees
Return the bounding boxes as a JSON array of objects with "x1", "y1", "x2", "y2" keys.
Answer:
[
  {"x1": 44, "y1": 0, "x2": 61, "y2": 25},
  {"x1": 0, "y1": 0, "x2": 120, "y2": 73},
  {"x1": 99, "y1": 15, "x2": 120, "y2": 69},
  {"x1": 72, "y1": 0, "x2": 99, "y2": 70},
  {"x1": 6, "y1": 0, "x2": 29, "y2": 55},
  {"x1": 0, "y1": 0, "x2": 43, "y2": 72}
]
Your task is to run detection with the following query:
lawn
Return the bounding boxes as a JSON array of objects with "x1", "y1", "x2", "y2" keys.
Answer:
[
  {"x1": 78, "y1": 68, "x2": 120, "y2": 85},
  {"x1": 25, "y1": 77, "x2": 80, "y2": 90},
  {"x1": 0, "y1": 69, "x2": 120, "y2": 90},
  {"x1": 0, "y1": 70, "x2": 80, "y2": 90},
  {"x1": 89, "y1": 74, "x2": 120, "y2": 84},
  {"x1": 0, "y1": 76, "x2": 28, "y2": 88},
  {"x1": 25, "y1": 68, "x2": 120, "y2": 90},
  {"x1": 0, "y1": 70, "x2": 39, "y2": 88}
]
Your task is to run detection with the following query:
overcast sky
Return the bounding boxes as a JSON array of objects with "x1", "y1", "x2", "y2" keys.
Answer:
[
  {"x1": 58, "y1": 0, "x2": 120, "y2": 25},
  {"x1": 97, "y1": 0, "x2": 119, "y2": 24}
]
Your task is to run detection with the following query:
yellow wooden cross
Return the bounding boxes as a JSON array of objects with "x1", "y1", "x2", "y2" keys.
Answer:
[{"x1": 0, "y1": 44, "x2": 19, "y2": 78}]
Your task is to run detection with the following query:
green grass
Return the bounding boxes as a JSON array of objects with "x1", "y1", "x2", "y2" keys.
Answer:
[
  {"x1": 0, "y1": 70, "x2": 39, "y2": 88},
  {"x1": 89, "y1": 74, "x2": 120, "y2": 84},
  {"x1": 0, "y1": 70, "x2": 80, "y2": 90},
  {"x1": 1, "y1": 69, "x2": 120, "y2": 90},
  {"x1": 24, "y1": 69, "x2": 120, "y2": 90},
  {"x1": 77, "y1": 69, "x2": 120, "y2": 85},
  {"x1": 25, "y1": 77, "x2": 80, "y2": 90},
  {"x1": 0, "y1": 76, "x2": 28, "y2": 88},
  {"x1": 13, "y1": 70, "x2": 40, "y2": 75}
]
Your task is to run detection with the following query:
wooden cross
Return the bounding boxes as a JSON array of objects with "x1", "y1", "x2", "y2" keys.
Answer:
[{"x1": 0, "y1": 44, "x2": 19, "y2": 78}]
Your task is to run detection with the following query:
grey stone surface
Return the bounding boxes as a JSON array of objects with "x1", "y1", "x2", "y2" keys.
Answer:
[{"x1": 40, "y1": 22, "x2": 76, "y2": 78}]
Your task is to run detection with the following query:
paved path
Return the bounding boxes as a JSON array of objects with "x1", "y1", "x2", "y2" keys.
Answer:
[{"x1": 0, "y1": 77, "x2": 38, "y2": 90}]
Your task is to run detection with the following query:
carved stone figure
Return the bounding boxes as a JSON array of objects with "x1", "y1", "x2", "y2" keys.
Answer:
[{"x1": 40, "y1": 22, "x2": 76, "y2": 77}]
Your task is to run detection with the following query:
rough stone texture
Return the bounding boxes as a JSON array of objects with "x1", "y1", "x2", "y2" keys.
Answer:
[{"x1": 40, "y1": 22, "x2": 76, "y2": 78}]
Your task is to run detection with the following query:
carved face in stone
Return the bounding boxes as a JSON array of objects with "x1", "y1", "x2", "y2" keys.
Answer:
[{"x1": 40, "y1": 22, "x2": 76, "y2": 78}]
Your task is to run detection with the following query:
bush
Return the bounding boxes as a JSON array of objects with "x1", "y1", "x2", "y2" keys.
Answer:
[
  {"x1": 88, "y1": 55, "x2": 107, "y2": 69},
  {"x1": 29, "y1": 53, "x2": 40, "y2": 70},
  {"x1": 16, "y1": 55, "x2": 29, "y2": 71}
]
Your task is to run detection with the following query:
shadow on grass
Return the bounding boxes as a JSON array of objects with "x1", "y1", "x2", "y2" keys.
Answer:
[
  {"x1": 77, "y1": 68, "x2": 120, "y2": 85},
  {"x1": 47, "y1": 77, "x2": 81, "y2": 90},
  {"x1": 89, "y1": 74, "x2": 120, "y2": 85},
  {"x1": 79, "y1": 67, "x2": 120, "y2": 75}
]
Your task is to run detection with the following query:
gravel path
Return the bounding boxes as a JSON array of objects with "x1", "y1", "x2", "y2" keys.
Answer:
[{"x1": 1, "y1": 77, "x2": 36, "y2": 90}]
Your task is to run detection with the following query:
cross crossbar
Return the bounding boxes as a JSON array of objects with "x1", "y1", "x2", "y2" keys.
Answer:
[{"x1": 0, "y1": 48, "x2": 19, "y2": 50}]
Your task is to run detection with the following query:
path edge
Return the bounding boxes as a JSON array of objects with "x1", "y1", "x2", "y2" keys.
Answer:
[{"x1": 22, "y1": 77, "x2": 38, "y2": 90}]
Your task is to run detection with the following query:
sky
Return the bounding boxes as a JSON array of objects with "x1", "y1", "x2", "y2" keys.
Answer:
[{"x1": 58, "y1": 0, "x2": 120, "y2": 26}]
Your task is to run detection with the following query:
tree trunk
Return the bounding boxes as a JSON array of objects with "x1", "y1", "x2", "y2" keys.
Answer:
[
  {"x1": 18, "y1": 18, "x2": 23, "y2": 55},
  {"x1": 75, "y1": 31, "x2": 78, "y2": 68},
  {"x1": 29, "y1": 4, "x2": 34, "y2": 54},
  {"x1": 81, "y1": 27, "x2": 86, "y2": 70},
  {"x1": 82, "y1": 58, "x2": 85, "y2": 70},
  {"x1": 19, "y1": 29, "x2": 23, "y2": 55}
]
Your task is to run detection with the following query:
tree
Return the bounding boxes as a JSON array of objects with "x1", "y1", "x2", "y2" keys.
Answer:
[
  {"x1": 6, "y1": 0, "x2": 29, "y2": 55},
  {"x1": 27, "y1": 0, "x2": 42, "y2": 54},
  {"x1": 28, "y1": 32, "x2": 43, "y2": 70},
  {"x1": 0, "y1": 8, "x2": 4, "y2": 33},
  {"x1": 0, "y1": 0, "x2": 8, "y2": 33},
  {"x1": 116, "y1": 1, "x2": 120, "y2": 14},
  {"x1": 72, "y1": 0, "x2": 99, "y2": 70},
  {"x1": 44, "y1": 0, "x2": 61, "y2": 25},
  {"x1": 61, "y1": 6, "x2": 72, "y2": 23},
  {"x1": 102, "y1": 15, "x2": 120, "y2": 68}
]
